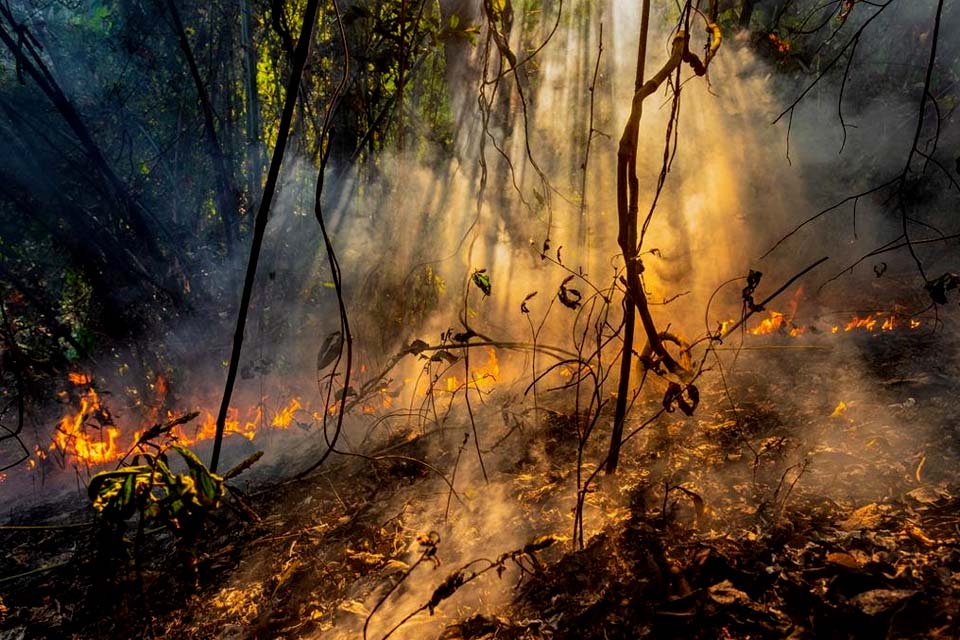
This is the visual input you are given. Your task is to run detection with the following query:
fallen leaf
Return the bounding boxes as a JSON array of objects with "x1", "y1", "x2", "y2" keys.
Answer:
[
  {"x1": 906, "y1": 486, "x2": 949, "y2": 504},
  {"x1": 840, "y1": 503, "x2": 882, "y2": 531},
  {"x1": 826, "y1": 552, "x2": 861, "y2": 570},
  {"x1": 848, "y1": 589, "x2": 916, "y2": 617},
  {"x1": 708, "y1": 580, "x2": 751, "y2": 606},
  {"x1": 905, "y1": 526, "x2": 937, "y2": 546}
]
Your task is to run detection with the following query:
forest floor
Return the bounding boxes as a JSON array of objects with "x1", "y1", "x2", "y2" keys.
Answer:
[{"x1": 2, "y1": 327, "x2": 959, "y2": 639}]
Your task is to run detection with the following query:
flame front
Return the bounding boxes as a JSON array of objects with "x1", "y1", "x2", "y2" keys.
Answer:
[
  {"x1": 43, "y1": 377, "x2": 308, "y2": 470},
  {"x1": 741, "y1": 309, "x2": 924, "y2": 337}
]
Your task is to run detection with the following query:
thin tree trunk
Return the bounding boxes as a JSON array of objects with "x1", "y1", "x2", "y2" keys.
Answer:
[
  {"x1": 607, "y1": 0, "x2": 650, "y2": 476},
  {"x1": 606, "y1": 3, "x2": 722, "y2": 475},
  {"x1": 740, "y1": 0, "x2": 756, "y2": 29},
  {"x1": 210, "y1": 0, "x2": 321, "y2": 472},
  {"x1": 166, "y1": 0, "x2": 240, "y2": 253},
  {"x1": 240, "y1": 0, "x2": 263, "y2": 205}
]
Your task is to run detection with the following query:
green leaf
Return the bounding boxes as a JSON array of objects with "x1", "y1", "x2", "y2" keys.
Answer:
[
  {"x1": 471, "y1": 269, "x2": 491, "y2": 296},
  {"x1": 171, "y1": 444, "x2": 224, "y2": 508}
]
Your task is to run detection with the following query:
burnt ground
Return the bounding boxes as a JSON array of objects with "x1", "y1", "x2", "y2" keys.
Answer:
[{"x1": 1, "y1": 329, "x2": 959, "y2": 639}]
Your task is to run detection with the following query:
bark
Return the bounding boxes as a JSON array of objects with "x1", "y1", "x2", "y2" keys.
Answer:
[
  {"x1": 740, "y1": 0, "x2": 756, "y2": 29},
  {"x1": 240, "y1": 0, "x2": 263, "y2": 204},
  {"x1": 608, "y1": 0, "x2": 650, "y2": 477}
]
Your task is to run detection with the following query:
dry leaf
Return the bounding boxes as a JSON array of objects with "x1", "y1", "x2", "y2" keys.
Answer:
[
  {"x1": 708, "y1": 580, "x2": 751, "y2": 606},
  {"x1": 840, "y1": 503, "x2": 882, "y2": 531},
  {"x1": 825, "y1": 552, "x2": 861, "y2": 570}
]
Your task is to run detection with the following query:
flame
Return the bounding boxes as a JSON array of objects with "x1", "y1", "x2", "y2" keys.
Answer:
[
  {"x1": 51, "y1": 387, "x2": 121, "y2": 466},
  {"x1": 441, "y1": 348, "x2": 500, "y2": 393},
  {"x1": 844, "y1": 313, "x2": 905, "y2": 333},
  {"x1": 830, "y1": 401, "x2": 848, "y2": 418},
  {"x1": 748, "y1": 311, "x2": 807, "y2": 336},
  {"x1": 189, "y1": 406, "x2": 265, "y2": 444},
  {"x1": 743, "y1": 308, "x2": 923, "y2": 337},
  {"x1": 845, "y1": 315, "x2": 878, "y2": 332},
  {"x1": 68, "y1": 372, "x2": 91, "y2": 385},
  {"x1": 42, "y1": 377, "x2": 308, "y2": 470},
  {"x1": 270, "y1": 397, "x2": 302, "y2": 428}
]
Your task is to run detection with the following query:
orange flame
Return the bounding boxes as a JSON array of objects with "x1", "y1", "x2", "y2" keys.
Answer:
[
  {"x1": 51, "y1": 388, "x2": 121, "y2": 466},
  {"x1": 748, "y1": 311, "x2": 807, "y2": 336},
  {"x1": 270, "y1": 397, "x2": 302, "y2": 428},
  {"x1": 744, "y1": 307, "x2": 923, "y2": 338},
  {"x1": 442, "y1": 348, "x2": 500, "y2": 393},
  {"x1": 68, "y1": 372, "x2": 91, "y2": 385},
  {"x1": 43, "y1": 378, "x2": 308, "y2": 470},
  {"x1": 844, "y1": 313, "x2": 905, "y2": 333}
]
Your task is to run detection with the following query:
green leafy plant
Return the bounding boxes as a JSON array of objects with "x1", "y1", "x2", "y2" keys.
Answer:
[
  {"x1": 89, "y1": 444, "x2": 224, "y2": 533},
  {"x1": 88, "y1": 435, "x2": 261, "y2": 586}
]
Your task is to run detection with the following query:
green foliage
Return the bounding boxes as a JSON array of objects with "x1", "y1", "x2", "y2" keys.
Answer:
[
  {"x1": 471, "y1": 269, "x2": 492, "y2": 297},
  {"x1": 88, "y1": 443, "x2": 225, "y2": 536},
  {"x1": 87, "y1": 438, "x2": 260, "y2": 585},
  {"x1": 59, "y1": 269, "x2": 95, "y2": 360}
]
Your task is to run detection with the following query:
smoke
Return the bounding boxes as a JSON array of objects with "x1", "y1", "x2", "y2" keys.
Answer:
[{"x1": 3, "y1": 2, "x2": 959, "y2": 637}]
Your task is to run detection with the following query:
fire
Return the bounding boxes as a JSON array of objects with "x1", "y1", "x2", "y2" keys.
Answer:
[
  {"x1": 741, "y1": 308, "x2": 924, "y2": 338},
  {"x1": 748, "y1": 288, "x2": 805, "y2": 336},
  {"x1": 189, "y1": 405, "x2": 265, "y2": 444},
  {"x1": 442, "y1": 348, "x2": 500, "y2": 394},
  {"x1": 40, "y1": 378, "x2": 308, "y2": 470},
  {"x1": 846, "y1": 315, "x2": 879, "y2": 332},
  {"x1": 270, "y1": 397, "x2": 302, "y2": 428},
  {"x1": 748, "y1": 311, "x2": 806, "y2": 337},
  {"x1": 68, "y1": 372, "x2": 91, "y2": 385},
  {"x1": 830, "y1": 401, "x2": 848, "y2": 418},
  {"x1": 843, "y1": 313, "x2": 906, "y2": 333},
  {"x1": 51, "y1": 387, "x2": 122, "y2": 466}
]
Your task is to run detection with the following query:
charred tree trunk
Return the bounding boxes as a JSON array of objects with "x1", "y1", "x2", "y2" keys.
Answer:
[
  {"x1": 608, "y1": 0, "x2": 650, "y2": 477},
  {"x1": 210, "y1": 0, "x2": 322, "y2": 472}
]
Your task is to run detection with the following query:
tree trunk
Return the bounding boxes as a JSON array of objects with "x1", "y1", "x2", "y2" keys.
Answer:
[
  {"x1": 166, "y1": 0, "x2": 241, "y2": 253},
  {"x1": 240, "y1": 0, "x2": 263, "y2": 206},
  {"x1": 740, "y1": 0, "x2": 756, "y2": 29}
]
